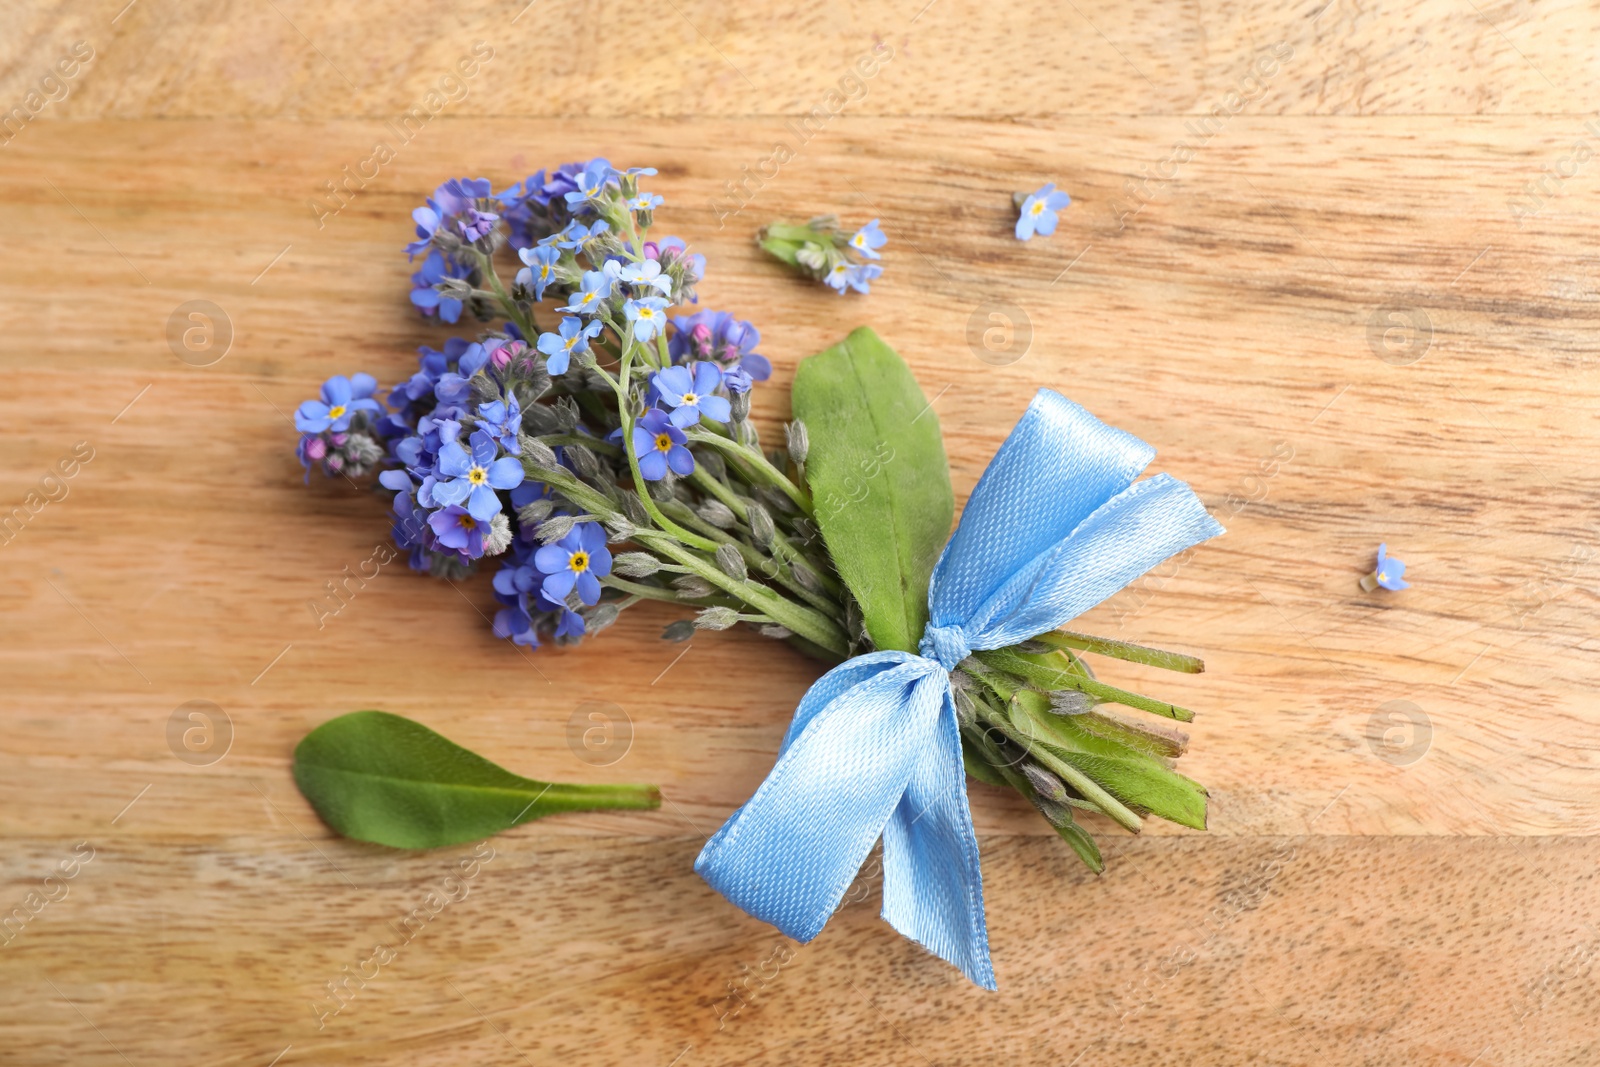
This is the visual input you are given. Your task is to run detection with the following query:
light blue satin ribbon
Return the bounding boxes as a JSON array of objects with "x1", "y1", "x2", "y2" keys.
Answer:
[{"x1": 695, "y1": 389, "x2": 1224, "y2": 988}]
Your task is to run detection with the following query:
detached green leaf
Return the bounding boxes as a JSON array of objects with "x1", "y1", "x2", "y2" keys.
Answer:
[
  {"x1": 793, "y1": 327, "x2": 954, "y2": 653},
  {"x1": 292, "y1": 711, "x2": 660, "y2": 849}
]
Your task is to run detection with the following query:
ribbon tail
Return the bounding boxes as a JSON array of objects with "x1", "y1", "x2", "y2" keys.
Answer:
[
  {"x1": 881, "y1": 688, "x2": 996, "y2": 989},
  {"x1": 695, "y1": 660, "x2": 945, "y2": 943}
]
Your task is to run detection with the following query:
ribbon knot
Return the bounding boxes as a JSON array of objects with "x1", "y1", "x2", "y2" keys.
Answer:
[
  {"x1": 918, "y1": 624, "x2": 971, "y2": 671},
  {"x1": 694, "y1": 389, "x2": 1225, "y2": 990}
]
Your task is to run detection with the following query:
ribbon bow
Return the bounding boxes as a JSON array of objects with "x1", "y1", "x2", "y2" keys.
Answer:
[{"x1": 695, "y1": 389, "x2": 1224, "y2": 988}]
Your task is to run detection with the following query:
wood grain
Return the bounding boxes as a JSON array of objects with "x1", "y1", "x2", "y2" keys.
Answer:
[{"x1": 3, "y1": 0, "x2": 1600, "y2": 1063}]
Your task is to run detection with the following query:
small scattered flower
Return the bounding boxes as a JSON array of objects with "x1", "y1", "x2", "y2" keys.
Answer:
[
  {"x1": 1362, "y1": 543, "x2": 1411, "y2": 592},
  {"x1": 295, "y1": 374, "x2": 381, "y2": 433},
  {"x1": 653, "y1": 362, "x2": 731, "y2": 428},
  {"x1": 534, "y1": 522, "x2": 613, "y2": 606},
  {"x1": 758, "y1": 217, "x2": 886, "y2": 296},
  {"x1": 632, "y1": 409, "x2": 694, "y2": 480},
  {"x1": 848, "y1": 219, "x2": 887, "y2": 260},
  {"x1": 537, "y1": 316, "x2": 603, "y2": 375},
  {"x1": 1014, "y1": 182, "x2": 1072, "y2": 241},
  {"x1": 845, "y1": 262, "x2": 882, "y2": 294},
  {"x1": 624, "y1": 296, "x2": 670, "y2": 343}
]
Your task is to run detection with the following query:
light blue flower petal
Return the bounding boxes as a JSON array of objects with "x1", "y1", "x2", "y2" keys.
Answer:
[
  {"x1": 322, "y1": 375, "x2": 353, "y2": 406},
  {"x1": 668, "y1": 444, "x2": 696, "y2": 477},
  {"x1": 466, "y1": 483, "x2": 501, "y2": 522},
  {"x1": 692, "y1": 361, "x2": 723, "y2": 394},
  {"x1": 638, "y1": 449, "x2": 668, "y2": 481},
  {"x1": 534, "y1": 544, "x2": 569, "y2": 573},
  {"x1": 541, "y1": 569, "x2": 577, "y2": 601},
  {"x1": 437, "y1": 441, "x2": 472, "y2": 478},
  {"x1": 294, "y1": 401, "x2": 332, "y2": 433},
  {"x1": 432, "y1": 478, "x2": 470, "y2": 506},
  {"x1": 486, "y1": 456, "x2": 525, "y2": 490},
  {"x1": 697, "y1": 395, "x2": 732, "y2": 423}
]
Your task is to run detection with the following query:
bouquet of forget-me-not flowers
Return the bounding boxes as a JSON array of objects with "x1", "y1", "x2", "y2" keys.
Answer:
[{"x1": 287, "y1": 159, "x2": 1223, "y2": 989}]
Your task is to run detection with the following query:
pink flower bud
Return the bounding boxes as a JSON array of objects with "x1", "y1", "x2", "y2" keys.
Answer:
[
  {"x1": 330, "y1": 432, "x2": 349, "y2": 447},
  {"x1": 691, "y1": 322, "x2": 713, "y2": 356},
  {"x1": 304, "y1": 436, "x2": 328, "y2": 460}
]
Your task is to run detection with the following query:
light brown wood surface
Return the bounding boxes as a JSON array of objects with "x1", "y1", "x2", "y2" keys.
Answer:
[{"x1": 3, "y1": 1, "x2": 1599, "y2": 1063}]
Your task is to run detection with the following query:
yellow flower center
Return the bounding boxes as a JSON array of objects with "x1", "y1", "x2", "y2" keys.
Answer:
[
  {"x1": 457, "y1": 514, "x2": 477, "y2": 530},
  {"x1": 467, "y1": 466, "x2": 488, "y2": 485},
  {"x1": 570, "y1": 550, "x2": 590, "y2": 574},
  {"x1": 1030, "y1": 200, "x2": 1045, "y2": 215},
  {"x1": 681, "y1": 392, "x2": 699, "y2": 404},
  {"x1": 327, "y1": 404, "x2": 348, "y2": 419},
  {"x1": 654, "y1": 432, "x2": 673, "y2": 453}
]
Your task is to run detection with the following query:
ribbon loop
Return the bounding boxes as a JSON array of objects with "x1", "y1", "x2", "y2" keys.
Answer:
[{"x1": 696, "y1": 389, "x2": 1224, "y2": 990}]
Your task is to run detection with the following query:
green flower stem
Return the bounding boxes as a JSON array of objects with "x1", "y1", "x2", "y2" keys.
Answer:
[
  {"x1": 761, "y1": 222, "x2": 829, "y2": 243},
  {"x1": 688, "y1": 429, "x2": 814, "y2": 517},
  {"x1": 685, "y1": 468, "x2": 845, "y2": 598},
  {"x1": 975, "y1": 647, "x2": 1196, "y2": 723},
  {"x1": 689, "y1": 465, "x2": 748, "y2": 517},
  {"x1": 600, "y1": 575, "x2": 732, "y2": 608},
  {"x1": 476, "y1": 249, "x2": 534, "y2": 339},
  {"x1": 636, "y1": 534, "x2": 849, "y2": 657},
  {"x1": 615, "y1": 344, "x2": 720, "y2": 553},
  {"x1": 525, "y1": 462, "x2": 624, "y2": 524},
  {"x1": 1035, "y1": 630, "x2": 1205, "y2": 674},
  {"x1": 975, "y1": 699, "x2": 1143, "y2": 834},
  {"x1": 542, "y1": 434, "x2": 623, "y2": 458},
  {"x1": 659, "y1": 500, "x2": 841, "y2": 619},
  {"x1": 769, "y1": 535, "x2": 844, "y2": 598}
]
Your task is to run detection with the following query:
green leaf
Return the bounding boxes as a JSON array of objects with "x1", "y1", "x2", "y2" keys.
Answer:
[
  {"x1": 292, "y1": 711, "x2": 660, "y2": 849},
  {"x1": 1010, "y1": 691, "x2": 1208, "y2": 830},
  {"x1": 1034, "y1": 629, "x2": 1205, "y2": 674},
  {"x1": 793, "y1": 327, "x2": 954, "y2": 653},
  {"x1": 1050, "y1": 812, "x2": 1105, "y2": 874}
]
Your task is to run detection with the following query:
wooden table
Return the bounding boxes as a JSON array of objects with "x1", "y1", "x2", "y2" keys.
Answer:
[{"x1": 3, "y1": 1, "x2": 1597, "y2": 1063}]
